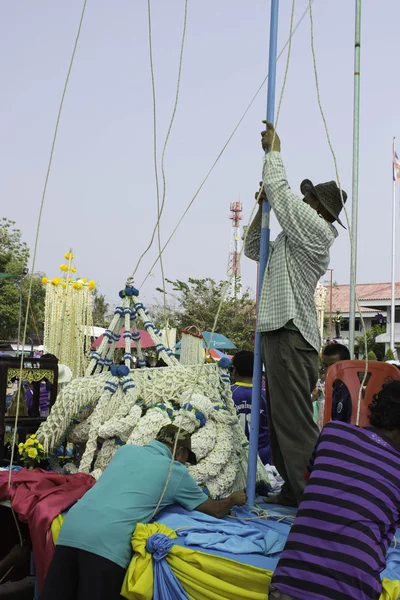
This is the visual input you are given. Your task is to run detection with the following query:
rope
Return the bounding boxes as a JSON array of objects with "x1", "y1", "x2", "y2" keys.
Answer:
[
  {"x1": 144, "y1": 0, "x2": 167, "y2": 339},
  {"x1": 7, "y1": 0, "x2": 88, "y2": 485},
  {"x1": 132, "y1": 0, "x2": 188, "y2": 280},
  {"x1": 132, "y1": 0, "x2": 189, "y2": 343},
  {"x1": 0, "y1": 508, "x2": 24, "y2": 583},
  {"x1": 307, "y1": 0, "x2": 368, "y2": 425},
  {"x1": 140, "y1": 0, "x2": 317, "y2": 288},
  {"x1": 149, "y1": 0, "x2": 297, "y2": 518}
]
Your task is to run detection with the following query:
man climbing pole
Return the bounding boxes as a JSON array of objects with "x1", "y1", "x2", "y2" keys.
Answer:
[{"x1": 244, "y1": 121, "x2": 347, "y2": 506}]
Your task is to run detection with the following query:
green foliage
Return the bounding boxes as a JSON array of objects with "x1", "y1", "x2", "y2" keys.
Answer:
[
  {"x1": 356, "y1": 324, "x2": 386, "y2": 361},
  {"x1": 367, "y1": 350, "x2": 377, "y2": 361},
  {"x1": 384, "y1": 348, "x2": 396, "y2": 362},
  {"x1": 154, "y1": 277, "x2": 256, "y2": 352},
  {"x1": 0, "y1": 218, "x2": 45, "y2": 340},
  {"x1": 92, "y1": 290, "x2": 110, "y2": 327}
]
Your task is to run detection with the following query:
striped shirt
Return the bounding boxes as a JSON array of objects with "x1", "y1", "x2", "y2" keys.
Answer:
[
  {"x1": 272, "y1": 421, "x2": 400, "y2": 600},
  {"x1": 244, "y1": 152, "x2": 338, "y2": 352}
]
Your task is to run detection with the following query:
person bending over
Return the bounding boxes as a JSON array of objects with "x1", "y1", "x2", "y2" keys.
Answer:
[
  {"x1": 269, "y1": 380, "x2": 400, "y2": 600},
  {"x1": 41, "y1": 425, "x2": 246, "y2": 600},
  {"x1": 244, "y1": 121, "x2": 347, "y2": 506}
]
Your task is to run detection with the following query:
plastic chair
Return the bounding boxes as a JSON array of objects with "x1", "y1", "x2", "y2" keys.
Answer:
[{"x1": 324, "y1": 360, "x2": 400, "y2": 427}]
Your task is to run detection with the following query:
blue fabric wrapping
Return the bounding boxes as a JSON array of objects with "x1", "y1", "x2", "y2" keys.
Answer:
[
  {"x1": 146, "y1": 533, "x2": 189, "y2": 600},
  {"x1": 153, "y1": 560, "x2": 189, "y2": 600},
  {"x1": 381, "y1": 538, "x2": 400, "y2": 581},
  {"x1": 146, "y1": 533, "x2": 174, "y2": 561},
  {"x1": 153, "y1": 504, "x2": 291, "y2": 571}
]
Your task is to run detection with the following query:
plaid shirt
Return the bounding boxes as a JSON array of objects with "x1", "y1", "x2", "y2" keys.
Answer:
[{"x1": 244, "y1": 152, "x2": 337, "y2": 352}]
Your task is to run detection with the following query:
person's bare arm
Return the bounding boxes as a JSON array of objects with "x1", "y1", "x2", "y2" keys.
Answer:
[{"x1": 195, "y1": 490, "x2": 247, "y2": 519}]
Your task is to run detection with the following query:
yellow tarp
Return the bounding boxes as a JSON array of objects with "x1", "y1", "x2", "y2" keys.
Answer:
[
  {"x1": 121, "y1": 522, "x2": 272, "y2": 600},
  {"x1": 51, "y1": 515, "x2": 400, "y2": 600},
  {"x1": 382, "y1": 579, "x2": 400, "y2": 600}
]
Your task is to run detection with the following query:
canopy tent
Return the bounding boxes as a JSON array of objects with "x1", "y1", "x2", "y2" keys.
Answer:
[{"x1": 175, "y1": 332, "x2": 237, "y2": 351}]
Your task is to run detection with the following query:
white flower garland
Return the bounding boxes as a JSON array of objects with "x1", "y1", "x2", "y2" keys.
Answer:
[
  {"x1": 188, "y1": 421, "x2": 233, "y2": 484},
  {"x1": 190, "y1": 420, "x2": 216, "y2": 461},
  {"x1": 126, "y1": 406, "x2": 173, "y2": 447},
  {"x1": 36, "y1": 288, "x2": 270, "y2": 495}
]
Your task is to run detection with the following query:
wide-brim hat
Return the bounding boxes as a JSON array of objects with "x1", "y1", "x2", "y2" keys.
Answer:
[
  {"x1": 300, "y1": 179, "x2": 347, "y2": 228},
  {"x1": 157, "y1": 424, "x2": 197, "y2": 465}
]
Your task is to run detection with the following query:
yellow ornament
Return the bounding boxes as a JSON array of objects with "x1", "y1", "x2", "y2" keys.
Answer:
[
  {"x1": 42, "y1": 277, "x2": 49, "y2": 285},
  {"x1": 71, "y1": 267, "x2": 77, "y2": 273},
  {"x1": 81, "y1": 278, "x2": 87, "y2": 283},
  {"x1": 68, "y1": 278, "x2": 74, "y2": 283},
  {"x1": 64, "y1": 252, "x2": 75, "y2": 261},
  {"x1": 30, "y1": 434, "x2": 36, "y2": 440},
  {"x1": 89, "y1": 280, "x2": 96, "y2": 290},
  {"x1": 60, "y1": 264, "x2": 69, "y2": 272},
  {"x1": 50, "y1": 278, "x2": 61, "y2": 286},
  {"x1": 27, "y1": 447, "x2": 38, "y2": 459},
  {"x1": 38, "y1": 443, "x2": 44, "y2": 451},
  {"x1": 25, "y1": 439, "x2": 34, "y2": 447}
]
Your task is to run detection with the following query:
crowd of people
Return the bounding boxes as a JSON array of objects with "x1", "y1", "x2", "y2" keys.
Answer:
[{"x1": 6, "y1": 120, "x2": 400, "y2": 600}]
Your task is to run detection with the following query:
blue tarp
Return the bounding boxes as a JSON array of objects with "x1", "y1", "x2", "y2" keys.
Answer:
[{"x1": 154, "y1": 503, "x2": 292, "y2": 572}]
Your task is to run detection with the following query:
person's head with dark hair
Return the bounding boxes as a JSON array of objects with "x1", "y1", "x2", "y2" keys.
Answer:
[
  {"x1": 232, "y1": 351, "x2": 254, "y2": 383},
  {"x1": 369, "y1": 381, "x2": 400, "y2": 438},
  {"x1": 41, "y1": 353, "x2": 57, "y2": 360},
  {"x1": 321, "y1": 343, "x2": 350, "y2": 381}
]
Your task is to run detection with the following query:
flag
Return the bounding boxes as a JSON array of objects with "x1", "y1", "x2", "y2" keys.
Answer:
[{"x1": 393, "y1": 138, "x2": 400, "y2": 182}]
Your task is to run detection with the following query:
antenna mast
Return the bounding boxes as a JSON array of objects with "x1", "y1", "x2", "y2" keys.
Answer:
[{"x1": 227, "y1": 200, "x2": 243, "y2": 299}]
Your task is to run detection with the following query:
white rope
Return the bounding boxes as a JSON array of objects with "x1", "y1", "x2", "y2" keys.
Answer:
[
  {"x1": 140, "y1": 0, "x2": 317, "y2": 288},
  {"x1": 307, "y1": 0, "x2": 368, "y2": 425},
  {"x1": 132, "y1": 0, "x2": 189, "y2": 342},
  {"x1": 149, "y1": 0, "x2": 297, "y2": 518},
  {"x1": 12, "y1": 508, "x2": 23, "y2": 547},
  {"x1": 0, "y1": 566, "x2": 13, "y2": 585},
  {"x1": 132, "y1": 0, "x2": 188, "y2": 280},
  {"x1": 0, "y1": 507, "x2": 25, "y2": 583},
  {"x1": 7, "y1": 0, "x2": 88, "y2": 485}
]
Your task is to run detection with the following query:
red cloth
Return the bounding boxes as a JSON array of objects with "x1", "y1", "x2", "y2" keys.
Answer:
[{"x1": 0, "y1": 468, "x2": 95, "y2": 591}]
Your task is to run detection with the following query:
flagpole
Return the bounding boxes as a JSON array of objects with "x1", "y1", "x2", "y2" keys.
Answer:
[
  {"x1": 391, "y1": 139, "x2": 396, "y2": 354},
  {"x1": 246, "y1": 0, "x2": 279, "y2": 507},
  {"x1": 348, "y1": 0, "x2": 362, "y2": 358}
]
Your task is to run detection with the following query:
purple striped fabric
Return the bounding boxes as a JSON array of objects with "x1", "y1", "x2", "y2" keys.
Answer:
[{"x1": 271, "y1": 421, "x2": 400, "y2": 600}]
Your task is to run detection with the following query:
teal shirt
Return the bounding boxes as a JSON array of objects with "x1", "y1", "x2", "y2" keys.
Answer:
[{"x1": 57, "y1": 441, "x2": 208, "y2": 568}]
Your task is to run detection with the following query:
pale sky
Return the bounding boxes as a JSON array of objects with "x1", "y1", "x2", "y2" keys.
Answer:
[{"x1": 1, "y1": 0, "x2": 399, "y2": 308}]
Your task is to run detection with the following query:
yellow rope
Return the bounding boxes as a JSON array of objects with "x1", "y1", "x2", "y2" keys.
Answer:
[{"x1": 7, "y1": 0, "x2": 88, "y2": 486}]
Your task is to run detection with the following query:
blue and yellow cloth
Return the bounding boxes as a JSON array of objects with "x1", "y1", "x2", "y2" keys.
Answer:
[{"x1": 51, "y1": 512, "x2": 400, "y2": 600}]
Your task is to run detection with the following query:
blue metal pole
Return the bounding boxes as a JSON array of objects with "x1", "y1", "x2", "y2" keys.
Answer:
[{"x1": 246, "y1": 0, "x2": 279, "y2": 506}]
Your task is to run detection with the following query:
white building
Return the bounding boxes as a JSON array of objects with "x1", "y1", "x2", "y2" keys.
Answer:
[{"x1": 324, "y1": 282, "x2": 400, "y2": 353}]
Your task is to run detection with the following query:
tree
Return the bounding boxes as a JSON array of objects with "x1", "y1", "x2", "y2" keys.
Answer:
[
  {"x1": 356, "y1": 324, "x2": 386, "y2": 361},
  {"x1": 384, "y1": 348, "x2": 396, "y2": 362},
  {"x1": 0, "y1": 219, "x2": 45, "y2": 340},
  {"x1": 92, "y1": 290, "x2": 110, "y2": 327},
  {"x1": 153, "y1": 277, "x2": 256, "y2": 351},
  {"x1": 367, "y1": 350, "x2": 377, "y2": 361}
]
